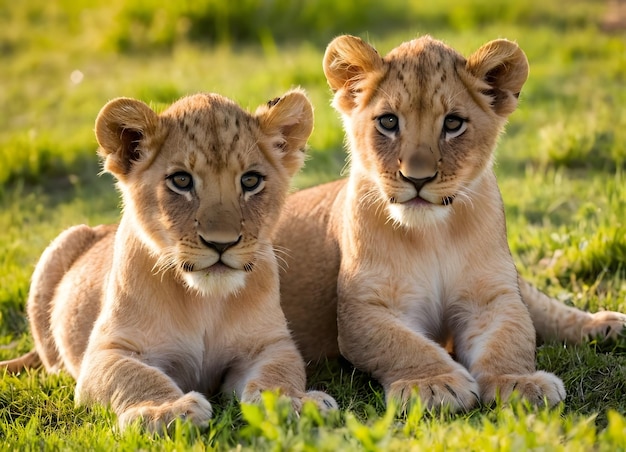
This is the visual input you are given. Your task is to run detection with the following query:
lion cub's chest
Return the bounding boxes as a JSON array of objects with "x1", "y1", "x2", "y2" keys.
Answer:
[
  {"x1": 135, "y1": 299, "x2": 242, "y2": 394},
  {"x1": 393, "y1": 242, "x2": 463, "y2": 309},
  {"x1": 353, "y1": 226, "x2": 476, "y2": 341}
]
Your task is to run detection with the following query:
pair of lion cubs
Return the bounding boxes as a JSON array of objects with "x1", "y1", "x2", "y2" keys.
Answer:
[{"x1": 2, "y1": 34, "x2": 625, "y2": 432}]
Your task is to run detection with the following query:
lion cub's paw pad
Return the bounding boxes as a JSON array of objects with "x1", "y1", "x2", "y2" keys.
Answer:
[
  {"x1": 387, "y1": 368, "x2": 480, "y2": 413},
  {"x1": 479, "y1": 371, "x2": 565, "y2": 407}
]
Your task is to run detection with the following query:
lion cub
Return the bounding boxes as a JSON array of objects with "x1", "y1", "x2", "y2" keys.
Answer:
[
  {"x1": 1, "y1": 90, "x2": 336, "y2": 431},
  {"x1": 275, "y1": 35, "x2": 622, "y2": 412}
]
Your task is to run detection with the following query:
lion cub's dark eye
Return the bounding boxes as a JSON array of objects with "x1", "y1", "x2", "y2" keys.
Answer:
[
  {"x1": 443, "y1": 115, "x2": 467, "y2": 138},
  {"x1": 444, "y1": 115, "x2": 463, "y2": 131},
  {"x1": 241, "y1": 172, "x2": 264, "y2": 192},
  {"x1": 167, "y1": 172, "x2": 193, "y2": 192},
  {"x1": 378, "y1": 114, "x2": 399, "y2": 132}
]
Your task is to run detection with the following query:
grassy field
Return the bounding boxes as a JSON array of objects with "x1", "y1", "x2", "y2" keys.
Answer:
[{"x1": 1, "y1": 0, "x2": 626, "y2": 449}]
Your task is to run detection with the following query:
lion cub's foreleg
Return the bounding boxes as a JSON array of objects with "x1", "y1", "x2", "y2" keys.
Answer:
[
  {"x1": 226, "y1": 334, "x2": 338, "y2": 412},
  {"x1": 337, "y1": 274, "x2": 481, "y2": 412},
  {"x1": 337, "y1": 271, "x2": 565, "y2": 412},
  {"x1": 452, "y1": 288, "x2": 566, "y2": 407},
  {"x1": 75, "y1": 284, "x2": 337, "y2": 432},
  {"x1": 76, "y1": 346, "x2": 213, "y2": 432}
]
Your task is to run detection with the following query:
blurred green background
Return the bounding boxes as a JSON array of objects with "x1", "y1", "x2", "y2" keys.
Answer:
[
  {"x1": 2, "y1": 0, "x2": 626, "y2": 329},
  {"x1": 1, "y1": 0, "x2": 625, "y2": 324},
  {"x1": 1, "y1": 0, "x2": 625, "y2": 188}
]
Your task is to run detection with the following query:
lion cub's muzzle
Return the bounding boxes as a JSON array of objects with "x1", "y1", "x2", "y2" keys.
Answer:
[
  {"x1": 399, "y1": 171, "x2": 438, "y2": 195},
  {"x1": 397, "y1": 171, "x2": 454, "y2": 206},
  {"x1": 193, "y1": 204, "x2": 244, "y2": 269},
  {"x1": 178, "y1": 230, "x2": 251, "y2": 296},
  {"x1": 199, "y1": 234, "x2": 242, "y2": 255},
  {"x1": 192, "y1": 229, "x2": 246, "y2": 272},
  {"x1": 395, "y1": 147, "x2": 453, "y2": 206}
]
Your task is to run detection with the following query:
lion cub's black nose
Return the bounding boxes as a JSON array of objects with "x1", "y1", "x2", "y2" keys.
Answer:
[
  {"x1": 399, "y1": 171, "x2": 438, "y2": 192},
  {"x1": 199, "y1": 235, "x2": 242, "y2": 254}
]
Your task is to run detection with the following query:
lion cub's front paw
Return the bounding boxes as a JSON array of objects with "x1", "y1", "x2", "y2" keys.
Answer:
[
  {"x1": 386, "y1": 367, "x2": 480, "y2": 413},
  {"x1": 241, "y1": 388, "x2": 338, "y2": 414},
  {"x1": 583, "y1": 311, "x2": 626, "y2": 341},
  {"x1": 294, "y1": 390, "x2": 339, "y2": 412},
  {"x1": 118, "y1": 391, "x2": 213, "y2": 433},
  {"x1": 478, "y1": 371, "x2": 566, "y2": 407}
]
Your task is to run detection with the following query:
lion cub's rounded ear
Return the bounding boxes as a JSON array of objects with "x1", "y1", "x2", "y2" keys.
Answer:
[
  {"x1": 256, "y1": 89, "x2": 313, "y2": 177},
  {"x1": 466, "y1": 39, "x2": 529, "y2": 117},
  {"x1": 323, "y1": 35, "x2": 384, "y2": 111},
  {"x1": 95, "y1": 97, "x2": 160, "y2": 178}
]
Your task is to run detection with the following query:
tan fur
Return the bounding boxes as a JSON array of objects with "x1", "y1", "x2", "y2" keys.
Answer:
[
  {"x1": 519, "y1": 278, "x2": 626, "y2": 343},
  {"x1": 0, "y1": 90, "x2": 337, "y2": 432},
  {"x1": 276, "y1": 35, "x2": 621, "y2": 412}
]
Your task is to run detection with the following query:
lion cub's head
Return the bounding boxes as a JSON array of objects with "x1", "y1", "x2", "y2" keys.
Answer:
[
  {"x1": 323, "y1": 35, "x2": 529, "y2": 228},
  {"x1": 95, "y1": 89, "x2": 313, "y2": 296}
]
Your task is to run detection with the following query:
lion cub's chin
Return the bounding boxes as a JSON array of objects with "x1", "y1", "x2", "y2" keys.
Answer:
[
  {"x1": 387, "y1": 202, "x2": 452, "y2": 230},
  {"x1": 183, "y1": 268, "x2": 247, "y2": 298}
]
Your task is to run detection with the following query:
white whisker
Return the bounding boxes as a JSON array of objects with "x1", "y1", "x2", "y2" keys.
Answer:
[
  {"x1": 252, "y1": 243, "x2": 283, "y2": 273},
  {"x1": 273, "y1": 245, "x2": 291, "y2": 273},
  {"x1": 152, "y1": 247, "x2": 179, "y2": 277}
]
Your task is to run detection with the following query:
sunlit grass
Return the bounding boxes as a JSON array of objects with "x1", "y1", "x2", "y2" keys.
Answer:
[{"x1": 1, "y1": 0, "x2": 625, "y2": 449}]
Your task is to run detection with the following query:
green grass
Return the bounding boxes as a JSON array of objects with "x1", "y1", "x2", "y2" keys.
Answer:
[{"x1": 1, "y1": 0, "x2": 626, "y2": 449}]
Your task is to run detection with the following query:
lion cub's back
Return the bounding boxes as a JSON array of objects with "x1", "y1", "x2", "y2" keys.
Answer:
[
  {"x1": 28, "y1": 223, "x2": 117, "y2": 375},
  {"x1": 275, "y1": 179, "x2": 347, "y2": 362}
]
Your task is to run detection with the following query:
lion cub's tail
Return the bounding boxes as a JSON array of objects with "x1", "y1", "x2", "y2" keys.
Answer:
[{"x1": 0, "y1": 350, "x2": 41, "y2": 374}]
